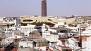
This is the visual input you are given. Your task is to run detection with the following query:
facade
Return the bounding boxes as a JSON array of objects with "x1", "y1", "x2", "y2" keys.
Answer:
[
  {"x1": 81, "y1": 25, "x2": 91, "y2": 51},
  {"x1": 0, "y1": 17, "x2": 20, "y2": 29},
  {"x1": 19, "y1": 38, "x2": 33, "y2": 48},
  {"x1": 20, "y1": 25, "x2": 36, "y2": 36}
]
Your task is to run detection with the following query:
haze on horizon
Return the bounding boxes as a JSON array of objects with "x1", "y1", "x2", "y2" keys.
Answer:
[{"x1": 0, "y1": 0, "x2": 91, "y2": 17}]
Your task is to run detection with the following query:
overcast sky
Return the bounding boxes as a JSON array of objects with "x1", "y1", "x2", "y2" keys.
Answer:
[{"x1": 0, "y1": 0, "x2": 91, "y2": 17}]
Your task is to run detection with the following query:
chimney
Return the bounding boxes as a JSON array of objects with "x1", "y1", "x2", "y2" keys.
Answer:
[{"x1": 41, "y1": 0, "x2": 47, "y2": 17}]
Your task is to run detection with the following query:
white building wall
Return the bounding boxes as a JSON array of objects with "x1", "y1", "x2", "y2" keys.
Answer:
[
  {"x1": 20, "y1": 25, "x2": 36, "y2": 36},
  {"x1": 19, "y1": 41, "x2": 33, "y2": 48},
  {"x1": 81, "y1": 25, "x2": 91, "y2": 51},
  {"x1": 42, "y1": 32, "x2": 59, "y2": 46},
  {"x1": 82, "y1": 41, "x2": 88, "y2": 51},
  {"x1": 88, "y1": 37, "x2": 91, "y2": 51},
  {"x1": 56, "y1": 40, "x2": 62, "y2": 45},
  {"x1": 54, "y1": 22, "x2": 65, "y2": 28},
  {"x1": 34, "y1": 47, "x2": 46, "y2": 51},
  {"x1": 67, "y1": 38, "x2": 79, "y2": 51},
  {"x1": 42, "y1": 33, "x2": 58, "y2": 42},
  {"x1": 82, "y1": 36, "x2": 91, "y2": 51},
  {"x1": 16, "y1": 35, "x2": 22, "y2": 38},
  {"x1": 5, "y1": 37, "x2": 13, "y2": 43}
]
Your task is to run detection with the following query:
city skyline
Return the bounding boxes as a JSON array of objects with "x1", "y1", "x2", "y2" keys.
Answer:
[{"x1": 0, "y1": 0, "x2": 91, "y2": 17}]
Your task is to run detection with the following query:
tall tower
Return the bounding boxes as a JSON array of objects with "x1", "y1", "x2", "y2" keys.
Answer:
[{"x1": 41, "y1": 0, "x2": 47, "y2": 17}]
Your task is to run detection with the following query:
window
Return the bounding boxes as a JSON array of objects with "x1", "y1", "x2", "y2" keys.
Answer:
[
  {"x1": 62, "y1": 49, "x2": 69, "y2": 51},
  {"x1": 60, "y1": 30, "x2": 67, "y2": 33},
  {"x1": 78, "y1": 42, "x2": 82, "y2": 47},
  {"x1": 46, "y1": 35, "x2": 50, "y2": 37},
  {"x1": 62, "y1": 40, "x2": 65, "y2": 45},
  {"x1": 36, "y1": 20, "x2": 37, "y2": 22},
  {"x1": 59, "y1": 35, "x2": 62, "y2": 37},
  {"x1": 64, "y1": 22, "x2": 66, "y2": 25},
  {"x1": 8, "y1": 39, "x2": 9, "y2": 41},
  {"x1": 0, "y1": 38, "x2": 2, "y2": 41}
]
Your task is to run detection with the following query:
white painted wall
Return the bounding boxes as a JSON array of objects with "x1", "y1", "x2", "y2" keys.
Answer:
[
  {"x1": 19, "y1": 41, "x2": 33, "y2": 48},
  {"x1": 54, "y1": 22, "x2": 65, "y2": 28},
  {"x1": 5, "y1": 37, "x2": 13, "y2": 43},
  {"x1": 67, "y1": 38, "x2": 79, "y2": 51},
  {"x1": 82, "y1": 36, "x2": 91, "y2": 51},
  {"x1": 42, "y1": 32, "x2": 59, "y2": 46},
  {"x1": 34, "y1": 47, "x2": 46, "y2": 51},
  {"x1": 20, "y1": 25, "x2": 36, "y2": 36}
]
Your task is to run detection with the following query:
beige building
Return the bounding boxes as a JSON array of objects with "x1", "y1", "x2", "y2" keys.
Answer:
[{"x1": 20, "y1": 16, "x2": 76, "y2": 26}]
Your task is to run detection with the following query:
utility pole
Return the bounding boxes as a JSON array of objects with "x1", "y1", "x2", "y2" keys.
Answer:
[
  {"x1": 79, "y1": 26, "x2": 82, "y2": 51},
  {"x1": 79, "y1": 15, "x2": 82, "y2": 51}
]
